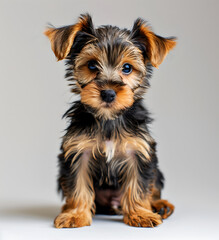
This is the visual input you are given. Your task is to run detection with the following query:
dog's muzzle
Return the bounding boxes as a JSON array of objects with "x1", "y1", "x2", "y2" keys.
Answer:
[{"x1": 100, "y1": 89, "x2": 116, "y2": 103}]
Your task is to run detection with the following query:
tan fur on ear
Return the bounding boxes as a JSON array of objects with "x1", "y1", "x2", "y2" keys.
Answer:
[
  {"x1": 136, "y1": 21, "x2": 176, "y2": 68},
  {"x1": 44, "y1": 14, "x2": 92, "y2": 61}
]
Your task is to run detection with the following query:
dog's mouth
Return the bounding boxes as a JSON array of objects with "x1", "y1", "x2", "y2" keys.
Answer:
[{"x1": 101, "y1": 101, "x2": 114, "y2": 108}]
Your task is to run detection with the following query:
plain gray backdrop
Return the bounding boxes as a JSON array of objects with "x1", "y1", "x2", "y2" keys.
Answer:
[{"x1": 0, "y1": 0, "x2": 218, "y2": 239}]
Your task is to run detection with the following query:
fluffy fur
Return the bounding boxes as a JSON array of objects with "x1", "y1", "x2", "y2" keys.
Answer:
[{"x1": 45, "y1": 13, "x2": 176, "y2": 228}]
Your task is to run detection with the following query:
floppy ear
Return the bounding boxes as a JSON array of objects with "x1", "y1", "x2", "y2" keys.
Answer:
[
  {"x1": 131, "y1": 18, "x2": 176, "y2": 68},
  {"x1": 44, "y1": 14, "x2": 95, "y2": 61}
]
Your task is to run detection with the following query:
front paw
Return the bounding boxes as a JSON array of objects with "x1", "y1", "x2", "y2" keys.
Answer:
[
  {"x1": 54, "y1": 211, "x2": 92, "y2": 228},
  {"x1": 124, "y1": 210, "x2": 162, "y2": 227}
]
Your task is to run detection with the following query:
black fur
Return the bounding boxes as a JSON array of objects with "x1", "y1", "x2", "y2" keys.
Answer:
[{"x1": 58, "y1": 100, "x2": 164, "y2": 197}]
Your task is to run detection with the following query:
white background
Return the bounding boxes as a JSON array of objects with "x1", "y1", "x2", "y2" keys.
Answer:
[{"x1": 0, "y1": 0, "x2": 219, "y2": 239}]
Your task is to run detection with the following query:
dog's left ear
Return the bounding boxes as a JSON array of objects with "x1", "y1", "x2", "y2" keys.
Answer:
[
  {"x1": 131, "y1": 18, "x2": 176, "y2": 68},
  {"x1": 44, "y1": 14, "x2": 95, "y2": 61}
]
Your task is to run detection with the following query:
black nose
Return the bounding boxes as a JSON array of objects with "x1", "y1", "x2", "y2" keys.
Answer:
[{"x1": 101, "y1": 89, "x2": 116, "y2": 103}]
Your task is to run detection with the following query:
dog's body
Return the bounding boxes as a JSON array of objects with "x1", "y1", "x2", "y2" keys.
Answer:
[{"x1": 45, "y1": 14, "x2": 176, "y2": 228}]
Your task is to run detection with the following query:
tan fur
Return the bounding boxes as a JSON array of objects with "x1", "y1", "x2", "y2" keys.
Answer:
[
  {"x1": 44, "y1": 15, "x2": 95, "y2": 61},
  {"x1": 123, "y1": 209, "x2": 162, "y2": 227},
  {"x1": 57, "y1": 128, "x2": 157, "y2": 228},
  {"x1": 62, "y1": 130, "x2": 160, "y2": 228},
  {"x1": 63, "y1": 128, "x2": 153, "y2": 166},
  {"x1": 81, "y1": 82, "x2": 134, "y2": 120},
  {"x1": 54, "y1": 205, "x2": 92, "y2": 228},
  {"x1": 120, "y1": 155, "x2": 162, "y2": 227},
  {"x1": 151, "y1": 184, "x2": 161, "y2": 200},
  {"x1": 75, "y1": 42, "x2": 149, "y2": 119},
  {"x1": 138, "y1": 22, "x2": 176, "y2": 68},
  {"x1": 55, "y1": 148, "x2": 95, "y2": 228}
]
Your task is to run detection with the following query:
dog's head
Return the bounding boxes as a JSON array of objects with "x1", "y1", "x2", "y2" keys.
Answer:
[{"x1": 45, "y1": 14, "x2": 176, "y2": 120}]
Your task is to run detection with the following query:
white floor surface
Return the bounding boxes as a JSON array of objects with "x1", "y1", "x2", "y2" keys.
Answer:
[{"x1": 0, "y1": 201, "x2": 218, "y2": 240}]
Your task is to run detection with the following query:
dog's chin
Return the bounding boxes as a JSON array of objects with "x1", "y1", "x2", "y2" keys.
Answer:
[
  {"x1": 101, "y1": 102, "x2": 114, "y2": 108},
  {"x1": 84, "y1": 102, "x2": 123, "y2": 121},
  {"x1": 98, "y1": 101, "x2": 124, "y2": 120}
]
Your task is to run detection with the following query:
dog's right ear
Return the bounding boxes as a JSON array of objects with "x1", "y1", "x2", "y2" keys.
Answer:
[{"x1": 44, "y1": 14, "x2": 95, "y2": 61}]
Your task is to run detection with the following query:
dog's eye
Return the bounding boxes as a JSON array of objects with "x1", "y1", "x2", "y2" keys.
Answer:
[
  {"x1": 122, "y1": 63, "x2": 132, "y2": 74},
  {"x1": 88, "y1": 60, "x2": 98, "y2": 71}
]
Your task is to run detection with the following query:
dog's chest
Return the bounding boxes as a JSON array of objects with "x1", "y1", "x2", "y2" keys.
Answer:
[
  {"x1": 104, "y1": 140, "x2": 115, "y2": 163},
  {"x1": 104, "y1": 139, "x2": 134, "y2": 163}
]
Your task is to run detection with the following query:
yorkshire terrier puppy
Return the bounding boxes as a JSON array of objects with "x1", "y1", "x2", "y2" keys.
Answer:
[{"x1": 45, "y1": 13, "x2": 176, "y2": 228}]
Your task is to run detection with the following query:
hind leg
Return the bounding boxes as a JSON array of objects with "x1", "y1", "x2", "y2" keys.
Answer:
[{"x1": 151, "y1": 169, "x2": 174, "y2": 219}]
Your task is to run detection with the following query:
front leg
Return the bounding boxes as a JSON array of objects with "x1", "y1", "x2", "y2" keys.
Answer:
[
  {"x1": 121, "y1": 153, "x2": 162, "y2": 227},
  {"x1": 55, "y1": 149, "x2": 95, "y2": 228}
]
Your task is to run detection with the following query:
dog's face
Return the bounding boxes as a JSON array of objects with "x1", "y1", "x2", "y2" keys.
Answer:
[{"x1": 45, "y1": 14, "x2": 176, "y2": 120}]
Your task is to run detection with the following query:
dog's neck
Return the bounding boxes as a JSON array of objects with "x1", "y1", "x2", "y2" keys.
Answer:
[{"x1": 64, "y1": 100, "x2": 151, "y2": 141}]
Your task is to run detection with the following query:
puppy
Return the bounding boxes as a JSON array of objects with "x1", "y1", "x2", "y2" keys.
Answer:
[{"x1": 45, "y1": 13, "x2": 176, "y2": 228}]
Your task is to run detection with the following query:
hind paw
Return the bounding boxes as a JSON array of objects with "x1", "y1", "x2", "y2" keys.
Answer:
[{"x1": 151, "y1": 199, "x2": 174, "y2": 219}]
